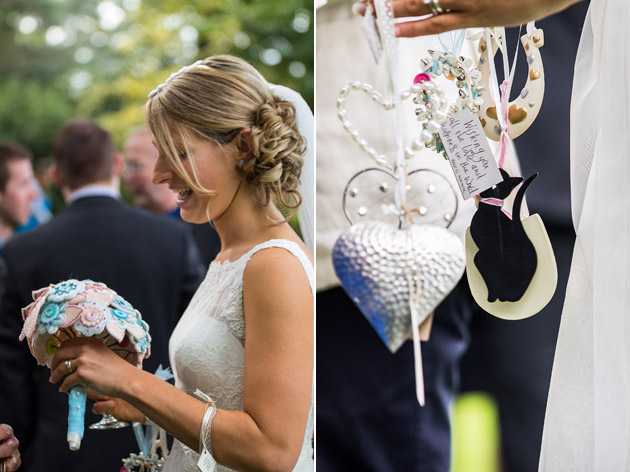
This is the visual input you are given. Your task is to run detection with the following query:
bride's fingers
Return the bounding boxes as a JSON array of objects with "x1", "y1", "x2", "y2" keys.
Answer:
[
  {"x1": 352, "y1": 1, "x2": 368, "y2": 16},
  {"x1": 4, "y1": 452, "x2": 21, "y2": 472},
  {"x1": 87, "y1": 390, "x2": 111, "y2": 402},
  {"x1": 395, "y1": 12, "x2": 470, "y2": 37},
  {"x1": 49, "y1": 355, "x2": 81, "y2": 384},
  {"x1": 92, "y1": 399, "x2": 117, "y2": 416},
  {"x1": 392, "y1": 0, "x2": 462, "y2": 18}
]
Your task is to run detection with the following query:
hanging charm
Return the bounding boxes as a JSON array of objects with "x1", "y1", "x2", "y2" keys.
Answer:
[
  {"x1": 334, "y1": 0, "x2": 469, "y2": 406},
  {"x1": 333, "y1": 221, "x2": 465, "y2": 353},
  {"x1": 413, "y1": 50, "x2": 485, "y2": 158},
  {"x1": 476, "y1": 27, "x2": 545, "y2": 141},
  {"x1": 465, "y1": 169, "x2": 557, "y2": 319}
]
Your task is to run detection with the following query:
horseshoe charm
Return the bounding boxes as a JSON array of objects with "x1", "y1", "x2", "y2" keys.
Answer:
[{"x1": 477, "y1": 28, "x2": 545, "y2": 141}]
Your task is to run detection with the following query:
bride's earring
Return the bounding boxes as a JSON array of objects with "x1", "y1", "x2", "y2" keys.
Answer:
[{"x1": 235, "y1": 128, "x2": 252, "y2": 169}]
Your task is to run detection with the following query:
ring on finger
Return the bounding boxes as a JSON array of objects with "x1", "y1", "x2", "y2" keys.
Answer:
[
  {"x1": 65, "y1": 359, "x2": 73, "y2": 374},
  {"x1": 423, "y1": 0, "x2": 444, "y2": 15}
]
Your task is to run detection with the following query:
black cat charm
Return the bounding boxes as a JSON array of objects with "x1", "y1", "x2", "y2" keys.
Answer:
[{"x1": 469, "y1": 169, "x2": 538, "y2": 303}]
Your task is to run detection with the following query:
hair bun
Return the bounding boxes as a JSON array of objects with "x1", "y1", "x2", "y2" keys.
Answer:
[{"x1": 246, "y1": 97, "x2": 305, "y2": 210}]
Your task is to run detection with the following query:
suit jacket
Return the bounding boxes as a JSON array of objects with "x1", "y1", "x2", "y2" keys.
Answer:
[{"x1": 0, "y1": 195, "x2": 206, "y2": 472}]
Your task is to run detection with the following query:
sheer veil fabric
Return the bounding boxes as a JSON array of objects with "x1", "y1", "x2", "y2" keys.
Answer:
[
  {"x1": 539, "y1": 0, "x2": 630, "y2": 469},
  {"x1": 269, "y1": 84, "x2": 314, "y2": 252}
]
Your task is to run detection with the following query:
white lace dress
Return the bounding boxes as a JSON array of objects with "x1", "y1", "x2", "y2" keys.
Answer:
[{"x1": 162, "y1": 239, "x2": 314, "y2": 472}]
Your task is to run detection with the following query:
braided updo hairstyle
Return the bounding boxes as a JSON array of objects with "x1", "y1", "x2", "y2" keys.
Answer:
[{"x1": 145, "y1": 55, "x2": 305, "y2": 214}]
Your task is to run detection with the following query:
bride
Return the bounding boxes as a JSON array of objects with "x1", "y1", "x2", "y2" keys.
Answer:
[{"x1": 49, "y1": 55, "x2": 314, "y2": 472}]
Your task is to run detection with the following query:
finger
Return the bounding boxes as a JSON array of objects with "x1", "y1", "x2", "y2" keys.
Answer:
[
  {"x1": 92, "y1": 399, "x2": 117, "y2": 416},
  {"x1": 392, "y1": 0, "x2": 432, "y2": 18},
  {"x1": 395, "y1": 12, "x2": 470, "y2": 37},
  {"x1": 50, "y1": 340, "x2": 84, "y2": 372},
  {"x1": 0, "y1": 438, "x2": 18, "y2": 459},
  {"x1": 49, "y1": 355, "x2": 81, "y2": 384},
  {"x1": 87, "y1": 390, "x2": 112, "y2": 402},
  {"x1": 58, "y1": 369, "x2": 83, "y2": 393},
  {"x1": 0, "y1": 425, "x2": 12, "y2": 442},
  {"x1": 6, "y1": 452, "x2": 20, "y2": 472},
  {"x1": 352, "y1": 1, "x2": 366, "y2": 15}
]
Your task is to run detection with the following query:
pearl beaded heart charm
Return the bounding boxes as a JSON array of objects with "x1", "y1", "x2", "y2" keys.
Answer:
[
  {"x1": 332, "y1": 221, "x2": 465, "y2": 353},
  {"x1": 337, "y1": 79, "x2": 461, "y2": 166},
  {"x1": 336, "y1": 81, "x2": 418, "y2": 168}
]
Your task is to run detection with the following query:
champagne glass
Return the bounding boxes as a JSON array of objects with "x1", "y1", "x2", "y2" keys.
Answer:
[{"x1": 89, "y1": 413, "x2": 129, "y2": 430}]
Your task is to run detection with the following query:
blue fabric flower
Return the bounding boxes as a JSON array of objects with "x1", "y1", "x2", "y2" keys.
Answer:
[
  {"x1": 133, "y1": 337, "x2": 150, "y2": 354},
  {"x1": 37, "y1": 302, "x2": 68, "y2": 334},
  {"x1": 111, "y1": 295, "x2": 135, "y2": 314},
  {"x1": 48, "y1": 279, "x2": 86, "y2": 303}
]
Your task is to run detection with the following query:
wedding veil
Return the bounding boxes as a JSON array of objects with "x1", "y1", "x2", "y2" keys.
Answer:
[
  {"x1": 269, "y1": 84, "x2": 315, "y2": 252},
  {"x1": 539, "y1": 0, "x2": 630, "y2": 469}
]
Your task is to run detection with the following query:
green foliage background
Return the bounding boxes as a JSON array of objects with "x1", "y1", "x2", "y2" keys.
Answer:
[{"x1": 0, "y1": 0, "x2": 313, "y2": 157}]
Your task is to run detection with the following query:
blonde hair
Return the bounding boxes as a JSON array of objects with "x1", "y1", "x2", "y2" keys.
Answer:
[{"x1": 145, "y1": 55, "x2": 305, "y2": 215}]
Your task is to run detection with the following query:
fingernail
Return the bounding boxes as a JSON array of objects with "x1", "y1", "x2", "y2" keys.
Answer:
[
  {"x1": 351, "y1": 2, "x2": 365, "y2": 15},
  {"x1": 394, "y1": 24, "x2": 401, "y2": 36}
]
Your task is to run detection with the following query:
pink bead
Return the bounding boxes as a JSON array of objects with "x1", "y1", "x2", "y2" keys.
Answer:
[{"x1": 413, "y1": 73, "x2": 431, "y2": 84}]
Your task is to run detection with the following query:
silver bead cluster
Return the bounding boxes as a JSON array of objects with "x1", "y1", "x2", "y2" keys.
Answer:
[
  {"x1": 121, "y1": 452, "x2": 167, "y2": 471},
  {"x1": 414, "y1": 50, "x2": 485, "y2": 159}
]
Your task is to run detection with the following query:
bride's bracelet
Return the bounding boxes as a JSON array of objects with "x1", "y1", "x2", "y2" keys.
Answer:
[{"x1": 200, "y1": 401, "x2": 217, "y2": 455}]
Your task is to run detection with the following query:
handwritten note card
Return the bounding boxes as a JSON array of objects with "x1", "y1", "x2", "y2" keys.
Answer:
[{"x1": 438, "y1": 109, "x2": 502, "y2": 200}]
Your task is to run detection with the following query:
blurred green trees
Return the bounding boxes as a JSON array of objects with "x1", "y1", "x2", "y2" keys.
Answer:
[{"x1": 0, "y1": 0, "x2": 313, "y2": 155}]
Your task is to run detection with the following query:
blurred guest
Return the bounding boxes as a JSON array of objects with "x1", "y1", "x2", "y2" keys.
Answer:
[
  {"x1": 0, "y1": 143, "x2": 37, "y2": 249},
  {"x1": 0, "y1": 119, "x2": 205, "y2": 472},
  {"x1": 123, "y1": 128, "x2": 220, "y2": 265},
  {"x1": 0, "y1": 424, "x2": 21, "y2": 472},
  {"x1": 33, "y1": 157, "x2": 55, "y2": 197},
  {"x1": 15, "y1": 174, "x2": 53, "y2": 233},
  {"x1": 123, "y1": 128, "x2": 178, "y2": 215}
]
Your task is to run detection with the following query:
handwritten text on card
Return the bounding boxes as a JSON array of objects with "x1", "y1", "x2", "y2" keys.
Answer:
[{"x1": 438, "y1": 109, "x2": 502, "y2": 200}]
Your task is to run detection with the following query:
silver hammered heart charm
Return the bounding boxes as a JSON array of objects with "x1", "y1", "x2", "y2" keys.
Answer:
[{"x1": 333, "y1": 220, "x2": 465, "y2": 353}]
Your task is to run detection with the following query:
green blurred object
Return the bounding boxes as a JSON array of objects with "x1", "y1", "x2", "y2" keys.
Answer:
[{"x1": 451, "y1": 392, "x2": 500, "y2": 472}]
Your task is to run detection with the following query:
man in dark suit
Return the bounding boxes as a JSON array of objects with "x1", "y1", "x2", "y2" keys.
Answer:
[{"x1": 0, "y1": 120, "x2": 205, "y2": 471}]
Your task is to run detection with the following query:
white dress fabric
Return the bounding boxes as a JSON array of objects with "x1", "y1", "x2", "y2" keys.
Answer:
[
  {"x1": 163, "y1": 239, "x2": 314, "y2": 472},
  {"x1": 539, "y1": 0, "x2": 630, "y2": 469}
]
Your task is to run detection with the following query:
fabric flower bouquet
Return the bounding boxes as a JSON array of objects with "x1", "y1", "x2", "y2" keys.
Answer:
[{"x1": 19, "y1": 279, "x2": 151, "y2": 450}]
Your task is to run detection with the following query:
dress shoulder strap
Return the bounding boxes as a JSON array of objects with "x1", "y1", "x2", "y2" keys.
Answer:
[{"x1": 245, "y1": 239, "x2": 314, "y2": 294}]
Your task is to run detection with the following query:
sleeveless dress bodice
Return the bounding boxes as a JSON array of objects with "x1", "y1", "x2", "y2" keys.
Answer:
[{"x1": 163, "y1": 239, "x2": 314, "y2": 472}]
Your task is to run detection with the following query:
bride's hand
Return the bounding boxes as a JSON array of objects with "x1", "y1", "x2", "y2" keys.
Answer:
[
  {"x1": 392, "y1": 0, "x2": 582, "y2": 37},
  {"x1": 49, "y1": 337, "x2": 137, "y2": 398},
  {"x1": 89, "y1": 391, "x2": 146, "y2": 423}
]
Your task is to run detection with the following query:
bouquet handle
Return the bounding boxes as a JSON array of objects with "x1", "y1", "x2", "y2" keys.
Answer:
[{"x1": 67, "y1": 385, "x2": 88, "y2": 450}]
